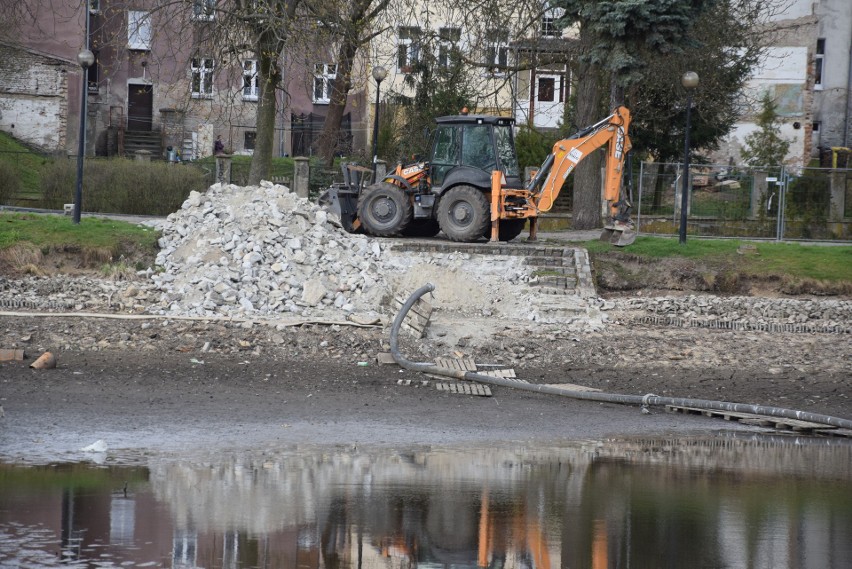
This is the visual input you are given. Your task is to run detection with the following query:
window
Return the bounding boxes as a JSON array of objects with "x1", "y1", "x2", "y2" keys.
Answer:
[
  {"x1": 462, "y1": 124, "x2": 495, "y2": 171},
  {"x1": 87, "y1": 52, "x2": 99, "y2": 94},
  {"x1": 430, "y1": 125, "x2": 460, "y2": 185},
  {"x1": 243, "y1": 59, "x2": 259, "y2": 100},
  {"x1": 192, "y1": 0, "x2": 215, "y2": 21},
  {"x1": 127, "y1": 11, "x2": 151, "y2": 50},
  {"x1": 191, "y1": 58, "x2": 214, "y2": 97},
  {"x1": 438, "y1": 27, "x2": 461, "y2": 68},
  {"x1": 313, "y1": 64, "x2": 336, "y2": 104},
  {"x1": 484, "y1": 31, "x2": 509, "y2": 72},
  {"x1": 541, "y1": 5, "x2": 564, "y2": 37},
  {"x1": 815, "y1": 38, "x2": 825, "y2": 90},
  {"x1": 397, "y1": 26, "x2": 421, "y2": 72},
  {"x1": 537, "y1": 77, "x2": 555, "y2": 102},
  {"x1": 244, "y1": 131, "x2": 256, "y2": 151}
]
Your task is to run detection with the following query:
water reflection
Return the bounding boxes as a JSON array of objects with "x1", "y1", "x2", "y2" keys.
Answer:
[{"x1": 2, "y1": 434, "x2": 851, "y2": 568}]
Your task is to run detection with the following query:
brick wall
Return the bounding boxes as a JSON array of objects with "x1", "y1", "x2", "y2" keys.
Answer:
[{"x1": 0, "y1": 44, "x2": 71, "y2": 151}]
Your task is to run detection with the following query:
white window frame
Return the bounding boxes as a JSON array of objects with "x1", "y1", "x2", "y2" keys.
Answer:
[
  {"x1": 541, "y1": 5, "x2": 564, "y2": 37},
  {"x1": 313, "y1": 63, "x2": 337, "y2": 104},
  {"x1": 127, "y1": 11, "x2": 151, "y2": 51},
  {"x1": 191, "y1": 58, "x2": 215, "y2": 98},
  {"x1": 814, "y1": 38, "x2": 824, "y2": 90},
  {"x1": 243, "y1": 59, "x2": 259, "y2": 101},
  {"x1": 438, "y1": 27, "x2": 461, "y2": 68},
  {"x1": 192, "y1": 0, "x2": 215, "y2": 21},
  {"x1": 397, "y1": 26, "x2": 421, "y2": 72}
]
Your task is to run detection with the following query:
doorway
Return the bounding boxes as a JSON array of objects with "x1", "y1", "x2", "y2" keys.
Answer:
[{"x1": 128, "y1": 84, "x2": 153, "y2": 131}]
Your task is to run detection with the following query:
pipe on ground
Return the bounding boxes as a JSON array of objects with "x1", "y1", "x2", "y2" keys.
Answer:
[{"x1": 390, "y1": 283, "x2": 852, "y2": 431}]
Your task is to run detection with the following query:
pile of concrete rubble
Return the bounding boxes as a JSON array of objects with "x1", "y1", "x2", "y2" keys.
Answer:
[
  {"x1": 147, "y1": 182, "x2": 391, "y2": 321},
  {"x1": 146, "y1": 182, "x2": 540, "y2": 323}
]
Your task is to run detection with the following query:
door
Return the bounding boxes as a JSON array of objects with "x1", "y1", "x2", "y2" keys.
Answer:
[
  {"x1": 127, "y1": 84, "x2": 153, "y2": 131},
  {"x1": 533, "y1": 74, "x2": 564, "y2": 129}
]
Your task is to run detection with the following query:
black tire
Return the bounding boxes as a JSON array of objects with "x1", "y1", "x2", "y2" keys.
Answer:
[
  {"x1": 402, "y1": 219, "x2": 441, "y2": 237},
  {"x1": 357, "y1": 182, "x2": 412, "y2": 236},
  {"x1": 437, "y1": 186, "x2": 491, "y2": 242},
  {"x1": 490, "y1": 218, "x2": 527, "y2": 242}
]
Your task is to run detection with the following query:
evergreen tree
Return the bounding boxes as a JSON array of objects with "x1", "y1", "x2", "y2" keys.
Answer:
[{"x1": 740, "y1": 91, "x2": 791, "y2": 168}]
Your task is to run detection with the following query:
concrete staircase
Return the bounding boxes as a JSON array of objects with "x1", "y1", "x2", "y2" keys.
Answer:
[{"x1": 124, "y1": 130, "x2": 162, "y2": 159}]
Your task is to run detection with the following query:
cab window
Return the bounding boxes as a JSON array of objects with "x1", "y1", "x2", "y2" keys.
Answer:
[
  {"x1": 461, "y1": 124, "x2": 496, "y2": 171},
  {"x1": 430, "y1": 125, "x2": 460, "y2": 186}
]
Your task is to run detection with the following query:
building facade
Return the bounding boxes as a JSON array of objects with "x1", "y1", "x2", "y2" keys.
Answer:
[{"x1": 2, "y1": 0, "x2": 369, "y2": 160}]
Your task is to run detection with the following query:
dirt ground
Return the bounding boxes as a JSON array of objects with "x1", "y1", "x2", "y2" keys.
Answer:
[{"x1": 1, "y1": 303, "x2": 850, "y2": 465}]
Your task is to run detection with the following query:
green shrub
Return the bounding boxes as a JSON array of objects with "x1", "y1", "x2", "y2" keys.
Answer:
[
  {"x1": 0, "y1": 161, "x2": 22, "y2": 205},
  {"x1": 41, "y1": 158, "x2": 208, "y2": 215}
]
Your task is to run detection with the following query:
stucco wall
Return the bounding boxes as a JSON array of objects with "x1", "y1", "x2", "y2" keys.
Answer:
[
  {"x1": 814, "y1": 0, "x2": 852, "y2": 150},
  {"x1": 0, "y1": 44, "x2": 71, "y2": 151}
]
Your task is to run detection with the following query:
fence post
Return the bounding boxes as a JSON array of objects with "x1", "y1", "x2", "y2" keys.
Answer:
[
  {"x1": 293, "y1": 157, "x2": 310, "y2": 199},
  {"x1": 376, "y1": 160, "x2": 387, "y2": 182},
  {"x1": 750, "y1": 171, "x2": 768, "y2": 218},
  {"x1": 829, "y1": 170, "x2": 846, "y2": 221},
  {"x1": 215, "y1": 155, "x2": 232, "y2": 184}
]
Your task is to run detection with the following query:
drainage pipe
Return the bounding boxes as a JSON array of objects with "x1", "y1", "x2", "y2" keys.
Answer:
[{"x1": 390, "y1": 284, "x2": 852, "y2": 431}]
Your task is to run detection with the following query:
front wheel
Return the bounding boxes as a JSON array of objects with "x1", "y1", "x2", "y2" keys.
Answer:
[
  {"x1": 437, "y1": 186, "x2": 490, "y2": 242},
  {"x1": 357, "y1": 182, "x2": 412, "y2": 236}
]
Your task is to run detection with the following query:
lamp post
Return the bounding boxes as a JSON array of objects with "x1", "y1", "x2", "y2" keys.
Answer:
[
  {"x1": 678, "y1": 71, "x2": 699, "y2": 244},
  {"x1": 73, "y1": 49, "x2": 95, "y2": 224},
  {"x1": 370, "y1": 65, "x2": 388, "y2": 179}
]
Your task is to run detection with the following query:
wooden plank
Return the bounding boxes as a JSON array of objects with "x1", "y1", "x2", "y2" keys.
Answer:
[
  {"x1": 393, "y1": 295, "x2": 434, "y2": 339},
  {"x1": 478, "y1": 368, "x2": 517, "y2": 378},
  {"x1": 668, "y1": 405, "x2": 838, "y2": 432},
  {"x1": 435, "y1": 356, "x2": 477, "y2": 372},
  {"x1": 435, "y1": 381, "x2": 491, "y2": 397}
]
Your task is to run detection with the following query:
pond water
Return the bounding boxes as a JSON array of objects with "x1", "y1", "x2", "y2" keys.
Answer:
[{"x1": 2, "y1": 434, "x2": 851, "y2": 569}]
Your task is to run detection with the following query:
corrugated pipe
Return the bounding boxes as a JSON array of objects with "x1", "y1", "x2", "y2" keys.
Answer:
[{"x1": 390, "y1": 284, "x2": 852, "y2": 431}]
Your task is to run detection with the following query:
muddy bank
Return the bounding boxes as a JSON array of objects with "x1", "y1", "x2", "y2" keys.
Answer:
[{"x1": 1, "y1": 311, "x2": 849, "y2": 465}]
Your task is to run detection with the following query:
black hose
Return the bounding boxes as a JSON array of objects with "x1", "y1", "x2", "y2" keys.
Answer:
[{"x1": 390, "y1": 284, "x2": 852, "y2": 431}]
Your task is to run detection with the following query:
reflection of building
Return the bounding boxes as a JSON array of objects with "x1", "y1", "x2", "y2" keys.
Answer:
[{"x1": 2, "y1": 439, "x2": 851, "y2": 568}]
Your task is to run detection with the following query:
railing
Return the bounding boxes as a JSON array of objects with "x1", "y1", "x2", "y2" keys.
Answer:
[{"x1": 636, "y1": 163, "x2": 852, "y2": 242}]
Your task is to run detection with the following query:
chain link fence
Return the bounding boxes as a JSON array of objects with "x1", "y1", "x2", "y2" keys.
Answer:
[{"x1": 636, "y1": 162, "x2": 852, "y2": 242}]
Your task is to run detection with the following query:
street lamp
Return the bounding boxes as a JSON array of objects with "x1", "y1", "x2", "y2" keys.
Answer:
[
  {"x1": 679, "y1": 71, "x2": 699, "y2": 244},
  {"x1": 73, "y1": 48, "x2": 95, "y2": 224},
  {"x1": 370, "y1": 65, "x2": 388, "y2": 179}
]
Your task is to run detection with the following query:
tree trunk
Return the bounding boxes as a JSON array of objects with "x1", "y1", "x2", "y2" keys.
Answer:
[
  {"x1": 316, "y1": 38, "x2": 359, "y2": 168},
  {"x1": 571, "y1": 27, "x2": 603, "y2": 230},
  {"x1": 248, "y1": 31, "x2": 282, "y2": 185}
]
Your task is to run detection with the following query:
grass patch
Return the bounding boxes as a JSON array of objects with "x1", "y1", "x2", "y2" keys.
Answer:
[
  {"x1": 0, "y1": 131, "x2": 50, "y2": 199},
  {"x1": 0, "y1": 212, "x2": 159, "y2": 272},
  {"x1": 583, "y1": 236, "x2": 852, "y2": 284}
]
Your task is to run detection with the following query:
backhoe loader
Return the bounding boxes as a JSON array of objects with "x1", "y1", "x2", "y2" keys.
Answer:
[{"x1": 324, "y1": 106, "x2": 635, "y2": 245}]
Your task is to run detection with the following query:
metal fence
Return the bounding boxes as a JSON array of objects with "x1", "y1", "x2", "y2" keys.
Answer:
[{"x1": 636, "y1": 163, "x2": 852, "y2": 242}]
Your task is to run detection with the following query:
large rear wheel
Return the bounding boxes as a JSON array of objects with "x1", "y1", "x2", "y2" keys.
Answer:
[
  {"x1": 357, "y1": 182, "x2": 413, "y2": 236},
  {"x1": 437, "y1": 186, "x2": 490, "y2": 242}
]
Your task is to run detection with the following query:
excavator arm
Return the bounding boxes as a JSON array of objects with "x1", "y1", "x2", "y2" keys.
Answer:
[{"x1": 528, "y1": 106, "x2": 632, "y2": 216}]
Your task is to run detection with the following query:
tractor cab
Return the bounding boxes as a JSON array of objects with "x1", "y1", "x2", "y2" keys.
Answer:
[{"x1": 429, "y1": 115, "x2": 522, "y2": 193}]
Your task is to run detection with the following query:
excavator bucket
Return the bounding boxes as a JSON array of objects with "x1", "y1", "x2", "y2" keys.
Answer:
[{"x1": 600, "y1": 223, "x2": 637, "y2": 247}]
